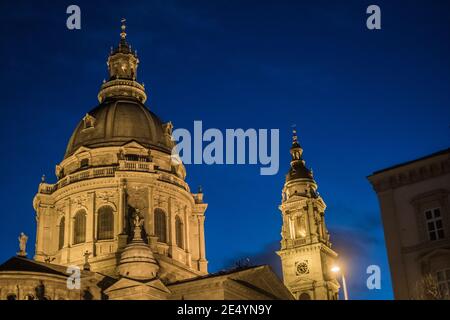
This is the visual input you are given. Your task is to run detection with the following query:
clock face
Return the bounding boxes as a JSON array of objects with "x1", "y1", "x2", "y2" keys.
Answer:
[{"x1": 296, "y1": 260, "x2": 309, "y2": 275}]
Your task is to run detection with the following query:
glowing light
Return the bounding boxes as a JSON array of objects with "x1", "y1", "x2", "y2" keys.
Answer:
[{"x1": 331, "y1": 266, "x2": 340, "y2": 273}]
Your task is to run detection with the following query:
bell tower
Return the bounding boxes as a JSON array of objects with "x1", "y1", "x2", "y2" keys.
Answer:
[{"x1": 277, "y1": 129, "x2": 340, "y2": 300}]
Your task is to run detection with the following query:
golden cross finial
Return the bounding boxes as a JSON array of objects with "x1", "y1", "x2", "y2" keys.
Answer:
[
  {"x1": 291, "y1": 124, "x2": 298, "y2": 143},
  {"x1": 120, "y1": 18, "x2": 127, "y2": 39}
]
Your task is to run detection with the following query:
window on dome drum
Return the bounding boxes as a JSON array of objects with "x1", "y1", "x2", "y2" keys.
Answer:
[
  {"x1": 84, "y1": 119, "x2": 93, "y2": 128},
  {"x1": 58, "y1": 217, "x2": 65, "y2": 250},
  {"x1": 73, "y1": 210, "x2": 87, "y2": 244},
  {"x1": 436, "y1": 269, "x2": 450, "y2": 298},
  {"x1": 175, "y1": 216, "x2": 184, "y2": 249},
  {"x1": 97, "y1": 206, "x2": 114, "y2": 240},
  {"x1": 154, "y1": 209, "x2": 167, "y2": 243},
  {"x1": 425, "y1": 208, "x2": 445, "y2": 241},
  {"x1": 83, "y1": 114, "x2": 95, "y2": 129},
  {"x1": 80, "y1": 158, "x2": 89, "y2": 169},
  {"x1": 124, "y1": 154, "x2": 149, "y2": 162}
]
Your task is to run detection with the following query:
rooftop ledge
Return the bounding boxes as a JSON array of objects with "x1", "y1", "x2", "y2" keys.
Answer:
[{"x1": 38, "y1": 160, "x2": 189, "y2": 195}]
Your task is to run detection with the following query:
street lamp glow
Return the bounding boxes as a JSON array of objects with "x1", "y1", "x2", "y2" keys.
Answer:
[
  {"x1": 331, "y1": 266, "x2": 340, "y2": 273},
  {"x1": 330, "y1": 265, "x2": 349, "y2": 300}
]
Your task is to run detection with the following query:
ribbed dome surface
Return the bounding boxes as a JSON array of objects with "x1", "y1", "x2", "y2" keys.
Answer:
[
  {"x1": 286, "y1": 160, "x2": 314, "y2": 182},
  {"x1": 65, "y1": 98, "x2": 171, "y2": 158}
]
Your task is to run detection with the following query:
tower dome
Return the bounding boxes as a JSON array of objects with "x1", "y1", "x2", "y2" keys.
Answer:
[
  {"x1": 64, "y1": 99, "x2": 171, "y2": 158},
  {"x1": 286, "y1": 129, "x2": 314, "y2": 182},
  {"x1": 64, "y1": 19, "x2": 172, "y2": 158}
]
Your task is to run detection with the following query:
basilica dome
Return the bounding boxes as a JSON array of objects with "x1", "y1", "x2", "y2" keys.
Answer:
[
  {"x1": 64, "y1": 98, "x2": 171, "y2": 158},
  {"x1": 64, "y1": 20, "x2": 172, "y2": 159}
]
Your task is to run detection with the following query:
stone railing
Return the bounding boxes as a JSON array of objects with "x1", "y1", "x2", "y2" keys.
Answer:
[
  {"x1": 38, "y1": 166, "x2": 117, "y2": 194},
  {"x1": 38, "y1": 161, "x2": 189, "y2": 194},
  {"x1": 118, "y1": 160, "x2": 154, "y2": 172},
  {"x1": 281, "y1": 238, "x2": 307, "y2": 249}
]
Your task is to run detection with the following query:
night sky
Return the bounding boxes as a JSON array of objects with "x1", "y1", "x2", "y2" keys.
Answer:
[{"x1": 0, "y1": 0, "x2": 449, "y2": 300}]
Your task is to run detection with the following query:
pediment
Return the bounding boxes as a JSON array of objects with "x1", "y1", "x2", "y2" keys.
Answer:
[
  {"x1": 104, "y1": 277, "x2": 170, "y2": 295},
  {"x1": 121, "y1": 141, "x2": 148, "y2": 151},
  {"x1": 72, "y1": 146, "x2": 93, "y2": 157},
  {"x1": 418, "y1": 248, "x2": 450, "y2": 262}
]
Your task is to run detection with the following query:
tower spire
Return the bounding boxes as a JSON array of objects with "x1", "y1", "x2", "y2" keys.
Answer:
[
  {"x1": 98, "y1": 19, "x2": 147, "y2": 103},
  {"x1": 292, "y1": 126, "x2": 298, "y2": 144},
  {"x1": 290, "y1": 127, "x2": 303, "y2": 160},
  {"x1": 286, "y1": 127, "x2": 312, "y2": 181},
  {"x1": 120, "y1": 18, "x2": 127, "y2": 40}
]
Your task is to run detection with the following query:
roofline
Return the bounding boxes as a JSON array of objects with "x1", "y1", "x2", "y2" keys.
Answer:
[
  {"x1": 368, "y1": 148, "x2": 450, "y2": 178},
  {"x1": 167, "y1": 265, "x2": 265, "y2": 286}
]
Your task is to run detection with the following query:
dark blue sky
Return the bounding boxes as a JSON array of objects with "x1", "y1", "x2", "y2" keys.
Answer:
[{"x1": 0, "y1": 0, "x2": 449, "y2": 300}]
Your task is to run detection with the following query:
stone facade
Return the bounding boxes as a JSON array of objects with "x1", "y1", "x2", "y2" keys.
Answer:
[
  {"x1": 368, "y1": 148, "x2": 450, "y2": 299},
  {"x1": 33, "y1": 140, "x2": 208, "y2": 283},
  {"x1": 0, "y1": 21, "x2": 339, "y2": 301}
]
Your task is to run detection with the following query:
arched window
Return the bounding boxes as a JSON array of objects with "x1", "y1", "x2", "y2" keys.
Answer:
[
  {"x1": 154, "y1": 209, "x2": 167, "y2": 243},
  {"x1": 73, "y1": 210, "x2": 86, "y2": 244},
  {"x1": 58, "y1": 217, "x2": 65, "y2": 250},
  {"x1": 97, "y1": 206, "x2": 114, "y2": 240},
  {"x1": 175, "y1": 216, "x2": 184, "y2": 249},
  {"x1": 299, "y1": 292, "x2": 311, "y2": 300}
]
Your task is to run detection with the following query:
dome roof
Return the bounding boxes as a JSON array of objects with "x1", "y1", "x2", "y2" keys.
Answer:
[
  {"x1": 286, "y1": 160, "x2": 314, "y2": 182},
  {"x1": 64, "y1": 98, "x2": 171, "y2": 158},
  {"x1": 285, "y1": 129, "x2": 314, "y2": 182}
]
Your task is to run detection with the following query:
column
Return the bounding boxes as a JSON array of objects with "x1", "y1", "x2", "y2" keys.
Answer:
[
  {"x1": 118, "y1": 180, "x2": 124, "y2": 234},
  {"x1": 86, "y1": 192, "x2": 95, "y2": 243},
  {"x1": 307, "y1": 200, "x2": 317, "y2": 237},
  {"x1": 148, "y1": 187, "x2": 154, "y2": 235},
  {"x1": 117, "y1": 179, "x2": 128, "y2": 249},
  {"x1": 35, "y1": 206, "x2": 44, "y2": 257},
  {"x1": 168, "y1": 198, "x2": 176, "y2": 257},
  {"x1": 184, "y1": 206, "x2": 192, "y2": 267},
  {"x1": 198, "y1": 215, "x2": 207, "y2": 272},
  {"x1": 62, "y1": 198, "x2": 71, "y2": 263},
  {"x1": 63, "y1": 199, "x2": 70, "y2": 248}
]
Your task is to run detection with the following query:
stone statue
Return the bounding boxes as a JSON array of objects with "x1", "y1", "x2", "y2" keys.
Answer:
[
  {"x1": 83, "y1": 251, "x2": 91, "y2": 271},
  {"x1": 17, "y1": 232, "x2": 28, "y2": 257},
  {"x1": 133, "y1": 212, "x2": 142, "y2": 228},
  {"x1": 132, "y1": 212, "x2": 143, "y2": 241}
]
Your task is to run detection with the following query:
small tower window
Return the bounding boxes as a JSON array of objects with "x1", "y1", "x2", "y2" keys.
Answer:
[
  {"x1": 175, "y1": 216, "x2": 184, "y2": 249},
  {"x1": 82, "y1": 113, "x2": 96, "y2": 129},
  {"x1": 73, "y1": 210, "x2": 86, "y2": 244},
  {"x1": 58, "y1": 217, "x2": 65, "y2": 250},
  {"x1": 97, "y1": 206, "x2": 114, "y2": 240},
  {"x1": 80, "y1": 158, "x2": 89, "y2": 169},
  {"x1": 154, "y1": 209, "x2": 167, "y2": 243}
]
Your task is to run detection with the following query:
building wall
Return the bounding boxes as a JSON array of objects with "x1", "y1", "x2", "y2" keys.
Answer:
[{"x1": 369, "y1": 150, "x2": 450, "y2": 299}]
